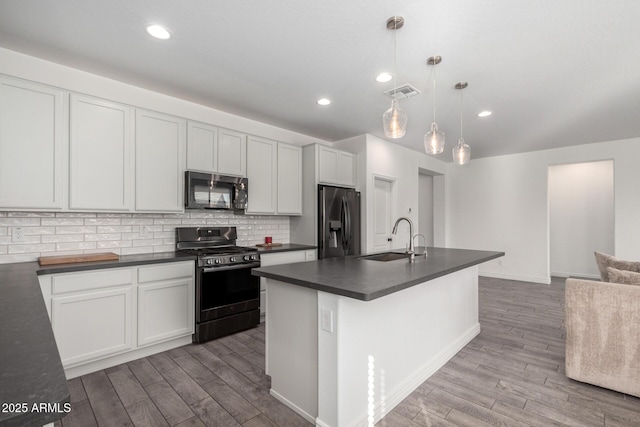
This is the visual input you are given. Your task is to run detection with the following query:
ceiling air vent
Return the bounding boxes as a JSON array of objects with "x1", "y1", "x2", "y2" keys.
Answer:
[{"x1": 384, "y1": 84, "x2": 421, "y2": 99}]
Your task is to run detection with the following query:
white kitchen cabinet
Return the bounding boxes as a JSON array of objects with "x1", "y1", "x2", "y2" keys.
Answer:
[
  {"x1": 0, "y1": 76, "x2": 66, "y2": 210},
  {"x1": 69, "y1": 94, "x2": 133, "y2": 211},
  {"x1": 246, "y1": 138, "x2": 302, "y2": 215},
  {"x1": 318, "y1": 146, "x2": 356, "y2": 187},
  {"x1": 186, "y1": 120, "x2": 218, "y2": 173},
  {"x1": 246, "y1": 136, "x2": 277, "y2": 214},
  {"x1": 277, "y1": 143, "x2": 302, "y2": 215},
  {"x1": 48, "y1": 268, "x2": 135, "y2": 367},
  {"x1": 135, "y1": 109, "x2": 186, "y2": 212},
  {"x1": 217, "y1": 128, "x2": 247, "y2": 177},
  {"x1": 39, "y1": 260, "x2": 195, "y2": 378},
  {"x1": 137, "y1": 262, "x2": 194, "y2": 347},
  {"x1": 259, "y1": 249, "x2": 316, "y2": 319}
]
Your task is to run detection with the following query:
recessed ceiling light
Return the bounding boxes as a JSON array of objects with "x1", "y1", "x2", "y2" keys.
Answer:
[
  {"x1": 478, "y1": 110, "x2": 493, "y2": 118},
  {"x1": 146, "y1": 24, "x2": 171, "y2": 40},
  {"x1": 317, "y1": 98, "x2": 331, "y2": 106},
  {"x1": 376, "y1": 72, "x2": 393, "y2": 83}
]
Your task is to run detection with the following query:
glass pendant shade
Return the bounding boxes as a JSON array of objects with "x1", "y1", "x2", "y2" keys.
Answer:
[
  {"x1": 453, "y1": 137, "x2": 470, "y2": 165},
  {"x1": 424, "y1": 122, "x2": 445, "y2": 154},
  {"x1": 383, "y1": 98, "x2": 408, "y2": 139}
]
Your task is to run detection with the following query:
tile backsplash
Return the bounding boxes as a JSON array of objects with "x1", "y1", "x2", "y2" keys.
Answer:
[{"x1": 0, "y1": 211, "x2": 290, "y2": 264}]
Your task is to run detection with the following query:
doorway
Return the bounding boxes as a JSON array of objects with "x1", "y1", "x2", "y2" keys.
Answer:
[
  {"x1": 418, "y1": 173, "x2": 434, "y2": 247},
  {"x1": 548, "y1": 160, "x2": 614, "y2": 278},
  {"x1": 372, "y1": 176, "x2": 394, "y2": 252}
]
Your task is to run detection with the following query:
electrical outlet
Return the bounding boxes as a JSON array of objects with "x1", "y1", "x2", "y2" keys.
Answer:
[
  {"x1": 321, "y1": 308, "x2": 334, "y2": 333},
  {"x1": 140, "y1": 226, "x2": 150, "y2": 237},
  {"x1": 12, "y1": 227, "x2": 25, "y2": 242}
]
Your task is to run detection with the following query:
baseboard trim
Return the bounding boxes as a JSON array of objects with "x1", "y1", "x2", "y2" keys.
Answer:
[
  {"x1": 270, "y1": 389, "x2": 316, "y2": 425},
  {"x1": 480, "y1": 271, "x2": 550, "y2": 285},
  {"x1": 351, "y1": 323, "x2": 481, "y2": 427},
  {"x1": 64, "y1": 335, "x2": 192, "y2": 379},
  {"x1": 551, "y1": 271, "x2": 600, "y2": 280}
]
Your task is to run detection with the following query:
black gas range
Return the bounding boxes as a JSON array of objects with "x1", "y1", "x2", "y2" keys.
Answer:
[{"x1": 176, "y1": 227, "x2": 261, "y2": 343}]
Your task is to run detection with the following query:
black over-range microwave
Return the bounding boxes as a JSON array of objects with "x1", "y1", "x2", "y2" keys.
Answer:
[{"x1": 185, "y1": 171, "x2": 248, "y2": 211}]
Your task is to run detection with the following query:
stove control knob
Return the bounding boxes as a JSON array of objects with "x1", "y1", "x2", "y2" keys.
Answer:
[
  {"x1": 214, "y1": 258, "x2": 222, "y2": 265},
  {"x1": 243, "y1": 255, "x2": 251, "y2": 261},
  {"x1": 251, "y1": 255, "x2": 258, "y2": 261},
  {"x1": 230, "y1": 256, "x2": 238, "y2": 263},
  {"x1": 206, "y1": 259, "x2": 213, "y2": 266}
]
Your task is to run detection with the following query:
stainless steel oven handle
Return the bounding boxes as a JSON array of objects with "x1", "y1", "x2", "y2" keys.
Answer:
[{"x1": 202, "y1": 262, "x2": 261, "y2": 273}]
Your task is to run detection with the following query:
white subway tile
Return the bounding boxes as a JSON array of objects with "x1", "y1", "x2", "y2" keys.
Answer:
[
  {"x1": 96, "y1": 213, "x2": 132, "y2": 218},
  {"x1": 179, "y1": 219, "x2": 207, "y2": 225},
  {"x1": 84, "y1": 218, "x2": 122, "y2": 226},
  {"x1": 133, "y1": 239, "x2": 163, "y2": 247},
  {"x1": 56, "y1": 242, "x2": 97, "y2": 251},
  {"x1": 0, "y1": 218, "x2": 40, "y2": 226},
  {"x1": 41, "y1": 234, "x2": 84, "y2": 243},
  {"x1": 55, "y1": 212, "x2": 96, "y2": 218},
  {"x1": 121, "y1": 246, "x2": 154, "y2": 255},
  {"x1": 121, "y1": 218, "x2": 155, "y2": 225},
  {"x1": 23, "y1": 226, "x2": 56, "y2": 235},
  {"x1": 7, "y1": 212, "x2": 55, "y2": 217},
  {"x1": 8, "y1": 243, "x2": 55, "y2": 254},
  {"x1": 153, "y1": 245, "x2": 175, "y2": 253},
  {"x1": 84, "y1": 248, "x2": 122, "y2": 255},
  {"x1": 153, "y1": 218, "x2": 182, "y2": 225},
  {"x1": 84, "y1": 233, "x2": 122, "y2": 241},
  {"x1": 42, "y1": 218, "x2": 84, "y2": 226},
  {"x1": 0, "y1": 253, "x2": 40, "y2": 263},
  {"x1": 96, "y1": 225, "x2": 133, "y2": 233},
  {"x1": 153, "y1": 231, "x2": 175, "y2": 239},
  {"x1": 0, "y1": 235, "x2": 41, "y2": 244},
  {"x1": 97, "y1": 240, "x2": 132, "y2": 249},
  {"x1": 56, "y1": 226, "x2": 97, "y2": 234},
  {"x1": 0, "y1": 246, "x2": 6, "y2": 254},
  {"x1": 0, "y1": 227, "x2": 6, "y2": 236}
]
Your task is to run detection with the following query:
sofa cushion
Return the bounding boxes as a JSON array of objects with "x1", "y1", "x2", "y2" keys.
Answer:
[
  {"x1": 607, "y1": 267, "x2": 640, "y2": 285},
  {"x1": 594, "y1": 251, "x2": 640, "y2": 282}
]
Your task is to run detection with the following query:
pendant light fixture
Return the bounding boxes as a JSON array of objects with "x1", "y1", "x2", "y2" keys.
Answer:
[
  {"x1": 382, "y1": 16, "x2": 407, "y2": 139},
  {"x1": 424, "y1": 56, "x2": 445, "y2": 154},
  {"x1": 453, "y1": 82, "x2": 471, "y2": 165}
]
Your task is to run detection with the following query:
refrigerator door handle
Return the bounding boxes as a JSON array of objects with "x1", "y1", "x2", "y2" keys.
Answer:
[
  {"x1": 320, "y1": 187, "x2": 326, "y2": 258},
  {"x1": 344, "y1": 197, "x2": 351, "y2": 252}
]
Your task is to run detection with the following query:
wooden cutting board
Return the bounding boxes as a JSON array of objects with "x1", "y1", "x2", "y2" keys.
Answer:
[
  {"x1": 38, "y1": 252, "x2": 120, "y2": 266},
  {"x1": 255, "y1": 243, "x2": 284, "y2": 247}
]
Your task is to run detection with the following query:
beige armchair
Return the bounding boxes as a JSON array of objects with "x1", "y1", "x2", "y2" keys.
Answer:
[{"x1": 565, "y1": 278, "x2": 640, "y2": 398}]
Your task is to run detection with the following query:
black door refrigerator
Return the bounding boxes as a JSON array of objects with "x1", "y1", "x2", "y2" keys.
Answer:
[{"x1": 318, "y1": 184, "x2": 361, "y2": 259}]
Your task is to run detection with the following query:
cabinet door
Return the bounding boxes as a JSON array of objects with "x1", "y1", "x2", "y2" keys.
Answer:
[
  {"x1": 187, "y1": 121, "x2": 217, "y2": 172},
  {"x1": 138, "y1": 278, "x2": 194, "y2": 347},
  {"x1": 318, "y1": 146, "x2": 338, "y2": 184},
  {"x1": 217, "y1": 128, "x2": 246, "y2": 177},
  {"x1": 51, "y1": 287, "x2": 133, "y2": 367},
  {"x1": 70, "y1": 94, "x2": 133, "y2": 211},
  {"x1": 0, "y1": 76, "x2": 65, "y2": 209},
  {"x1": 246, "y1": 136, "x2": 277, "y2": 214},
  {"x1": 135, "y1": 109, "x2": 186, "y2": 212},
  {"x1": 277, "y1": 143, "x2": 302, "y2": 215},
  {"x1": 337, "y1": 151, "x2": 356, "y2": 187},
  {"x1": 259, "y1": 250, "x2": 309, "y2": 319}
]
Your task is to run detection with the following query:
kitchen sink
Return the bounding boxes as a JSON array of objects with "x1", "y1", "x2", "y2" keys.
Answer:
[{"x1": 358, "y1": 252, "x2": 411, "y2": 262}]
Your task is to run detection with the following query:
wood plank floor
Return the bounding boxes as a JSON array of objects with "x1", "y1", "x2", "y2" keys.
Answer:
[{"x1": 54, "y1": 277, "x2": 640, "y2": 426}]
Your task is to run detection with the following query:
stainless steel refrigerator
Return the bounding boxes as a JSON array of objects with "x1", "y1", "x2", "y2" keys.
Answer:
[{"x1": 318, "y1": 184, "x2": 361, "y2": 259}]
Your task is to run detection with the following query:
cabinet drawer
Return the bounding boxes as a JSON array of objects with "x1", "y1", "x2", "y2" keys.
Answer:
[
  {"x1": 52, "y1": 268, "x2": 133, "y2": 295},
  {"x1": 260, "y1": 251, "x2": 307, "y2": 267},
  {"x1": 138, "y1": 261, "x2": 194, "y2": 283}
]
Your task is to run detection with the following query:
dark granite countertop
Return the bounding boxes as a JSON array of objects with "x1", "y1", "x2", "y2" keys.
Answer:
[
  {"x1": 0, "y1": 252, "x2": 195, "y2": 426},
  {"x1": 255, "y1": 243, "x2": 316, "y2": 254},
  {"x1": 252, "y1": 247, "x2": 504, "y2": 301}
]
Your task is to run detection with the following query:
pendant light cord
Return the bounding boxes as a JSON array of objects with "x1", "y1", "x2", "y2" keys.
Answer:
[
  {"x1": 432, "y1": 65, "x2": 437, "y2": 122},
  {"x1": 393, "y1": 19, "x2": 397, "y2": 101},
  {"x1": 459, "y1": 88, "x2": 463, "y2": 139}
]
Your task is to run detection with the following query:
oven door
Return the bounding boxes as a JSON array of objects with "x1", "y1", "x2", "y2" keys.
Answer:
[{"x1": 196, "y1": 262, "x2": 260, "y2": 323}]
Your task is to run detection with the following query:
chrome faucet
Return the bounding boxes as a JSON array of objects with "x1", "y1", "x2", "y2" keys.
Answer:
[{"x1": 392, "y1": 217, "x2": 415, "y2": 261}]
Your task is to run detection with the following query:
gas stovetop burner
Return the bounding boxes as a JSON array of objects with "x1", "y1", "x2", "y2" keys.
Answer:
[{"x1": 175, "y1": 226, "x2": 260, "y2": 268}]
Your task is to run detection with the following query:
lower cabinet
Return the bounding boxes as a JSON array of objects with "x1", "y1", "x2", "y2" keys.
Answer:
[
  {"x1": 39, "y1": 260, "x2": 194, "y2": 378},
  {"x1": 259, "y1": 249, "x2": 316, "y2": 320}
]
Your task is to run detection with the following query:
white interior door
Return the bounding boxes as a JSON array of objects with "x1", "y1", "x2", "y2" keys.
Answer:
[{"x1": 372, "y1": 177, "x2": 393, "y2": 252}]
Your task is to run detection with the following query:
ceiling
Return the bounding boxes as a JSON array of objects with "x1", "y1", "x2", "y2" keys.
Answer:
[{"x1": 1, "y1": 0, "x2": 639, "y2": 160}]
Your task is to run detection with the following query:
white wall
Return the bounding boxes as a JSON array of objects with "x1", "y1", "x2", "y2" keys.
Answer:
[
  {"x1": 446, "y1": 138, "x2": 640, "y2": 284},
  {"x1": 336, "y1": 134, "x2": 447, "y2": 253},
  {"x1": 418, "y1": 173, "x2": 434, "y2": 246},
  {"x1": 549, "y1": 161, "x2": 614, "y2": 278}
]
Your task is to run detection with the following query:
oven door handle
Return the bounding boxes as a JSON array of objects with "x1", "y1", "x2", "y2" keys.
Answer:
[{"x1": 202, "y1": 262, "x2": 261, "y2": 273}]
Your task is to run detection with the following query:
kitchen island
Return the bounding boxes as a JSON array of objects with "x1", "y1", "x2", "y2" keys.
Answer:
[{"x1": 252, "y1": 247, "x2": 503, "y2": 427}]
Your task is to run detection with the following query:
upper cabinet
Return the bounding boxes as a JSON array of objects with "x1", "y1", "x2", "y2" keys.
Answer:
[
  {"x1": 186, "y1": 121, "x2": 217, "y2": 173},
  {"x1": 0, "y1": 76, "x2": 66, "y2": 210},
  {"x1": 277, "y1": 143, "x2": 302, "y2": 215},
  {"x1": 217, "y1": 128, "x2": 247, "y2": 177},
  {"x1": 135, "y1": 109, "x2": 186, "y2": 212},
  {"x1": 318, "y1": 146, "x2": 356, "y2": 187},
  {"x1": 246, "y1": 138, "x2": 301, "y2": 215},
  {"x1": 69, "y1": 94, "x2": 133, "y2": 211},
  {"x1": 186, "y1": 122, "x2": 246, "y2": 177}
]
